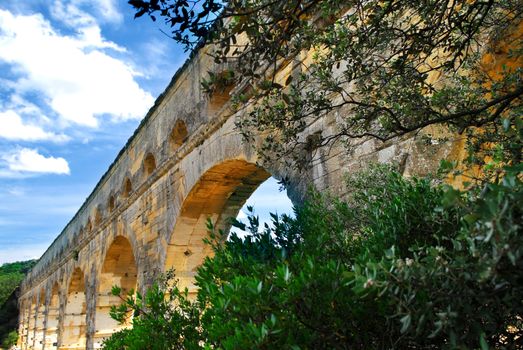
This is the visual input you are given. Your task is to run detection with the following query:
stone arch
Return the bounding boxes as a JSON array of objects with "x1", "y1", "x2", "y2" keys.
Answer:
[
  {"x1": 94, "y1": 206, "x2": 103, "y2": 228},
  {"x1": 34, "y1": 288, "x2": 46, "y2": 349},
  {"x1": 61, "y1": 268, "x2": 87, "y2": 350},
  {"x1": 93, "y1": 235, "x2": 138, "y2": 348},
  {"x1": 122, "y1": 177, "x2": 132, "y2": 198},
  {"x1": 107, "y1": 195, "x2": 116, "y2": 213},
  {"x1": 143, "y1": 152, "x2": 156, "y2": 177},
  {"x1": 20, "y1": 299, "x2": 31, "y2": 350},
  {"x1": 86, "y1": 218, "x2": 92, "y2": 233},
  {"x1": 28, "y1": 295, "x2": 37, "y2": 349},
  {"x1": 164, "y1": 159, "x2": 272, "y2": 294},
  {"x1": 170, "y1": 119, "x2": 188, "y2": 151},
  {"x1": 45, "y1": 282, "x2": 60, "y2": 349}
]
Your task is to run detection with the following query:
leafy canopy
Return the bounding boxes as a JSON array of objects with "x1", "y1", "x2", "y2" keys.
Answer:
[{"x1": 130, "y1": 0, "x2": 522, "y2": 166}]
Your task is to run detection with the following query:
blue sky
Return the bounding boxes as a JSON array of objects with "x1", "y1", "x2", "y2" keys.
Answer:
[{"x1": 0, "y1": 0, "x2": 292, "y2": 264}]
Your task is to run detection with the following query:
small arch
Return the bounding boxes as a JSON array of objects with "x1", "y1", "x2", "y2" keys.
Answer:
[
  {"x1": 143, "y1": 152, "x2": 156, "y2": 176},
  {"x1": 76, "y1": 227, "x2": 84, "y2": 246},
  {"x1": 94, "y1": 236, "x2": 138, "y2": 347},
  {"x1": 62, "y1": 268, "x2": 87, "y2": 349},
  {"x1": 28, "y1": 295, "x2": 37, "y2": 348},
  {"x1": 86, "y1": 218, "x2": 92, "y2": 233},
  {"x1": 170, "y1": 119, "x2": 188, "y2": 150},
  {"x1": 108, "y1": 195, "x2": 116, "y2": 213},
  {"x1": 20, "y1": 300, "x2": 31, "y2": 350},
  {"x1": 44, "y1": 283, "x2": 60, "y2": 350},
  {"x1": 34, "y1": 289, "x2": 46, "y2": 350},
  {"x1": 94, "y1": 207, "x2": 103, "y2": 227},
  {"x1": 122, "y1": 178, "x2": 132, "y2": 198}
]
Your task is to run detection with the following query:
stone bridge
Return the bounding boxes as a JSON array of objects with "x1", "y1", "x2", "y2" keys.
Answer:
[{"x1": 17, "y1": 43, "x2": 458, "y2": 349}]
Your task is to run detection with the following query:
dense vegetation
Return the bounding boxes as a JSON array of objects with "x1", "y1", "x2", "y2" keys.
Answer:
[
  {"x1": 0, "y1": 260, "x2": 36, "y2": 306},
  {"x1": 103, "y1": 159, "x2": 523, "y2": 349},
  {"x1": 0, "y1": 260, "x2": 36, "y2": 349},
  {"x1": 101, "y1": 0, "x2": 523, "y2": 348}
]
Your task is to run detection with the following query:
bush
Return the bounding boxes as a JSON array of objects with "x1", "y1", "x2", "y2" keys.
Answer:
[
  {"x1": 1, "y1": 331, "x2": 18, "y2": 349},
  {"x1": 104, "y1": 164, "x2": 523, "y2": 349}
]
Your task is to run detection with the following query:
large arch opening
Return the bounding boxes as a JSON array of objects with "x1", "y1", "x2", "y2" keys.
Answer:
[
  {"x1": 164, "y1": 159, "x2": 293, "y2": 295},
  {"x1": 61, "y1": 268, "x2": 87, "y2": 350},
  {"x1": 45, "y1": 283, "x2": 60, "y2": 349},
  {"x1": 231, "y1": 176, "x2": 295, "y2": 239},
  {"x1": 34, "y1": 289, "x2": 46, "y2": 350},
  {"x1": 93, "y1": 236, "x2": 137, "y2": 348}
]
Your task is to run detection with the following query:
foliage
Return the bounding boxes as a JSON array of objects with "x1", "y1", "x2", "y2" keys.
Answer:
[
  {"x1": 1, "y1": 331, "x2": 18, "y2": 349},
  {"x1": 0, "y1": 260, "x2": 36, "y2": 349},
  {"x1": 104, "y1": 161, "x2": 523, "y2": 349},
  {"x1": 114, "y1": 3, "x2": 523, "y2": 348},
  {"x1": 0, "y1": 260, "x2": 36, "y2": 306},
  {"x1": 106, "y1": 277, "x2": 201, "y2": 350},
  {"x1": 129, "y1": 0, "x2": 522, "y2": 166}
]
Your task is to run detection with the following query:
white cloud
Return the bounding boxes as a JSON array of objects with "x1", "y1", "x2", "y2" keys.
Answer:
[
  {"x1": 1, "y1": 148, "x2": 70, "y2": 175},
  {"x1": 0, "y1": 9, "x2": 154, "y2": 127},
  {"x1": 0, "y1": 243, "x2": 48, "y2": 264},
  {"x1": 50, "y1": 0, "x2": 123, "y2": 28},
  {"x1": 0, "y1": 110, "x2": 70, "y2": 142}
]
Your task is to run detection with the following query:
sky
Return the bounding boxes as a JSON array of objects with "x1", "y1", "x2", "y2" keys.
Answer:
[{"x1": 0, "y1": 0, "x2": 293, "y2": 264}]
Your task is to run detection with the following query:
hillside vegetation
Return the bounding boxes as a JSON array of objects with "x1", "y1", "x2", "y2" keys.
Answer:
[
  {"x1": 0, "y1": 260, "x2": 36, "y2": 348},
  {"x1": 0, "y1": 260, "x2": 36, "y2": 306}
]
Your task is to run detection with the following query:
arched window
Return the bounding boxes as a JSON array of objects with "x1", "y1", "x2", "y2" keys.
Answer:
[
  {"x1": 144, "y1": 153, "x2": 156, "y2": 176},
  {"x1": 108, "y1": 195, "x2": 116, "y2": 213},
  {"x1": 122, "y1": 178, "x2": 132, "y2": 198},
  {"x1": 170, "y1": 120, "x2": 188, "y2": 150},
  {"x1": 94, "y1": 207, "x2": 103, "y2": 227}
]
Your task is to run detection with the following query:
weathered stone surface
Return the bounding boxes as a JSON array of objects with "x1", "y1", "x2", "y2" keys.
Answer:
[{"x1": 17, "y1": 43, "x2": 460, "y2": 350}]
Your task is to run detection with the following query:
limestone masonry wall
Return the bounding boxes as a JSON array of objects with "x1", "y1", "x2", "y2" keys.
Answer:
[{"x1": 17, "y1": 41, "x2": 462, "y2": 350}]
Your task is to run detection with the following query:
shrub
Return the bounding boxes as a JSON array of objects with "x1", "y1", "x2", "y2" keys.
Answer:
[
  {"x1": 1, "y1": 330, "x2": 18, "y2": 349},
  {"x1": 104, "y1": 164, "x2": 523, "y2": 349}
]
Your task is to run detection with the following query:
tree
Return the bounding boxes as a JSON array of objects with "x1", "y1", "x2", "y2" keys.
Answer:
[
  {"x1": 0, "y1": 260, "x2": 36, "y2": 348},
  {"x1": 1, "y1": 331, "x2": 18, "y2": 349},
  {"x1": 129, "y1": 0, "x2": 522, "y2": 168},
  {"x1": 0, "y1": 260, "x2": 37, "y2": 306}
]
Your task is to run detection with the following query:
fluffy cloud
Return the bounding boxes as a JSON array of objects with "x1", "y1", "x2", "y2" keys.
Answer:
[
  {"x1": 0, "y1": 110, "x2": 69, "y2": 142},
  {"x1": 1, "y1": 148, "x2": 70, "y2": 175},
  {"x1": 0, "y1": 243, "x2": 49, "y2": 264},
  {"x1": 50, "y1": 0, "x2": 123, "y2": 28},
  {"x1": 0, "y1": 9, "x2": 154, "y2": 127}
]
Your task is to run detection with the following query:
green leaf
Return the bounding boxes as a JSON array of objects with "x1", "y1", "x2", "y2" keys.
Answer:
[
  {"x1": 480, "y1": 332, "x2": 489, "y2": 350},
  {"x1": 400, "y1": 314, "x2": 411, "y2": 333}
]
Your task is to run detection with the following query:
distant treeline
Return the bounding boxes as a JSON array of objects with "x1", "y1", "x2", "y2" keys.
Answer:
[
  {"x1": 0, "y1": 260, "x2": 36, "y2": 306},
  {"x1": 0, "y1": 259, "x2": 37, "y2": 348}
]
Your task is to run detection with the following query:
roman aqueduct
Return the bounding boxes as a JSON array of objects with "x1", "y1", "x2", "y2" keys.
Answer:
[{"x1": 16, "y1": 38, "x2": 465, "y2": 349}]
